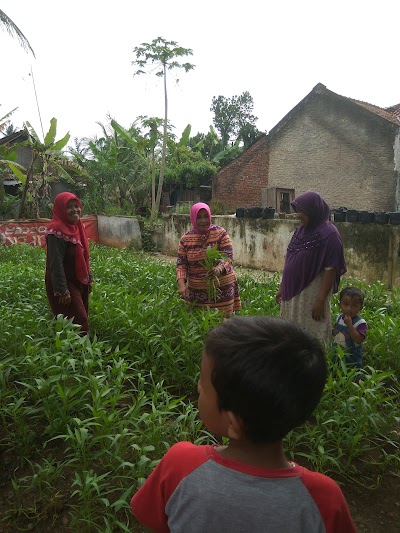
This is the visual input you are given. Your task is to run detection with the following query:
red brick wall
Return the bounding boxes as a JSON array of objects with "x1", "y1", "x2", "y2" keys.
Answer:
[{"x1": 212, "y1": 135, "x2": 269, "y2": 210}]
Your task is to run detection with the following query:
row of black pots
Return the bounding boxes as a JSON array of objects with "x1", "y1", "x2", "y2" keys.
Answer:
[
  {"x1": 333, "y1": 208, "x2": 400, "y2": 225},
  {"x1": 236, "y1": 207, "x2": 276, "y2": 219}
]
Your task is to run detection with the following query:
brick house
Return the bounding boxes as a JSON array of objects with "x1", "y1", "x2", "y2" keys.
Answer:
[
  {"x1": 212, "y1": 83, "x2": 400, "y2": 212},
  {"x1": 212, "y1": 134, "x2": 269, "y2": 211}
]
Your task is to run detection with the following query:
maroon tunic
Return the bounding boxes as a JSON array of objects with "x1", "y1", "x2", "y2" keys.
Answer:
[{"x1": 45, "y1": 234, "x2": 90, "y2": 333}]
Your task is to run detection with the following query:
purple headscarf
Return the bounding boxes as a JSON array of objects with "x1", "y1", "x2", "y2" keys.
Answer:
[
  {"x1": 190, "y1": 203, "x2": 211, "y2": 234},
  {"x1": 281, "y1": 192, "x2": 346, "y2": 301}
]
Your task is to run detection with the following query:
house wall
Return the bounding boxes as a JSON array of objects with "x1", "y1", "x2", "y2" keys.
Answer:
[
  {"x1": 268, "y1": 94, "x2": 398, "y2": 211},
  {"x1": 161, "y1": 214, "x2": 400, "y2": 288},
  {"x1": 394, "y1": 132, "x2": 400, "y2": 210},
  {"x1": 16, "y1": 146, "x2": 33, "y2": 168},
  {"x1": 212, "y1": 136, "x2": 269, "y2": 210}
]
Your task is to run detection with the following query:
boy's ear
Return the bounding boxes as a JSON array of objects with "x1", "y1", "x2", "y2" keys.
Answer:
[{"x1": 224, "y1": 410, "x2": 245, "y2": 440}]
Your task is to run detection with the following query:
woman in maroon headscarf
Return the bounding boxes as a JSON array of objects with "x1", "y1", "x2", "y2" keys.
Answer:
[
  {"x1": 275, "y1": 192, "x2": 346, "y2": 343},
  {"x1": 177, "y1": 203, "x2": 241, "y2": 314},
  {"x1": 45, "y1": 192, "x2": 92, "y2": 333}
]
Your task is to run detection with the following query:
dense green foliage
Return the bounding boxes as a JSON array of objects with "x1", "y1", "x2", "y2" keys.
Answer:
[
  {"x1": 210, "y1": 91, "x2": 262, "y2": 149},
  {"x1": 0, "y1": 245, "x2": 399, "y2": 530}
]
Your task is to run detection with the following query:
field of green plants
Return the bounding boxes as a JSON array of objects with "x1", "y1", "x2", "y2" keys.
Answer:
[{"x1": 1, "y1": 244, "x2": 399, "y2": 532}]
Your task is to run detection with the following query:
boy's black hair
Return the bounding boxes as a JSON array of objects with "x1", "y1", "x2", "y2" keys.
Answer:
[
  {"x1": 339, "y1": 286, "x2": 364, "y2": 306},
  {"x1": 204, "y1": 316, "x2": 327, "y2": 444}
]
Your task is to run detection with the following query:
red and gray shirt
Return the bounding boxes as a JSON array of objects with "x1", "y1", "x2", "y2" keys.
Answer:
[{"x1": 131, "y1": 442, "x2": 356, "y2": 533}]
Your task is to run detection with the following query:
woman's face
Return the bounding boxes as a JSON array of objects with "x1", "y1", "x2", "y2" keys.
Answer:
[
  {"x1": 196, "y1": 209, "x2": 210, "y2": 232},
  {"x1": 297, "y1": 211, "x2": 309, "y2": 227},
  {"x1": 66, "y1": 199, "x2": 81, "y2": 224}
]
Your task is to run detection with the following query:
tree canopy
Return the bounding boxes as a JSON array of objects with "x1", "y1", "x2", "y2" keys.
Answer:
[{"x1": 210, "y1": 91, "x2": 260, "y2": 149}]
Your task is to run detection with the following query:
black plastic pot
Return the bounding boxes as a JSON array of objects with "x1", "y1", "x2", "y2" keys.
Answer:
[
  {"x1": 358, "y1": 210, "x2": 375, "y2": 224},
  {"x1": 346, "y1": 209, "x2": 359, "y2": 223},
  {"x1": 334, "y1": 208, "x2": 347, "y2": 222},
  {"x1": 236, "y1": 208, "x2": 245, "y2": 218},
  {"x1": 262, "y1": 207, "x2": 275, "y2": 219},
  {"x1": 374, "y1": 212, "x2": 389, "y2": 225},
  {"x1": 389, "y1": 212, "x2": 400, "y2": 225},
  {"x1": 243, "y1": 208, "x2": 252, "y2": 218},
  {"x1": 251, "y1": 207, "x2": 263, "y2": 218}
]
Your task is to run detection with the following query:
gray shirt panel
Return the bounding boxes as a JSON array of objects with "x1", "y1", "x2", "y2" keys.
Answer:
[{"x1": 165, "y1": 459, "x2": 325, "y2": 533}]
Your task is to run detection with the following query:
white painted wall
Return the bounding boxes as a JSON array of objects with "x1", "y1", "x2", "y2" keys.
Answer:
[{"x1": 97, "y1": 215, "x2": 142, "y2": 249}]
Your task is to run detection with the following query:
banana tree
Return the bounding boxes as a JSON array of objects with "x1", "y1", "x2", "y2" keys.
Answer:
[
  {"x1": 6, "y1": 118, "x2": 85, "y2": 219},
  {"x1": 0, "y1": 146, "x2": 25, "y2": 203}
]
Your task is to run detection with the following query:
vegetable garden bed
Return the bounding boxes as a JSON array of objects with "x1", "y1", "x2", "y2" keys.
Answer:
[{"x1": 0, "y1": 245, "x2": 399, "y2": 531}]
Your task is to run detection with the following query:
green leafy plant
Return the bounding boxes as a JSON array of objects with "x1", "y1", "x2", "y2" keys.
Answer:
[
  {"x1": 201, "y1": 245, "x2": 226, "y2": 302},
  {"x1": 0, "y1": 244, "x2": 399, "y2": 530}
]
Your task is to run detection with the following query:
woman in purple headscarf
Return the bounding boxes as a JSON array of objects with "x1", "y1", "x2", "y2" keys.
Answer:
[
  {"x1": 176, "y1": 203, "x2": 241, "y2": 314},
  {"x1": 275, "y1": 192, "x2": 346, "y2": 343}
]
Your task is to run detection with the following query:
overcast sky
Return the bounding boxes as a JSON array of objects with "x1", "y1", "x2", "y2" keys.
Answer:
[{"x1": 1, "y1": 0, "x2": 399, "y2": 145}]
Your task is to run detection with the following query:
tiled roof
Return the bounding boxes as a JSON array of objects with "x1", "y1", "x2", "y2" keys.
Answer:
[
  {"x1": 349, "y1": 99, "x2": 400, "y2": 126},
  {"x1": 0, "y1": 130, "x2": 29, "y2": 146},
  {"x1": 270, "y1": 84, "x2": 400, "y2": 137}
]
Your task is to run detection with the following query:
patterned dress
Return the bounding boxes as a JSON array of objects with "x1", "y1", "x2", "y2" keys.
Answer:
[{"x1": 177, "y1": 225, "x2": 241, "y2": 314}]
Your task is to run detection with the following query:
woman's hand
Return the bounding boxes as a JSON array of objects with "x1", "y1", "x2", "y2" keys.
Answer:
[
  {"x1": 312, "y1": 297, "x2": 325, "y2": 321},
  {"x1": 178, "y1": 279, "x2": 188, "y2": 300},
  {"x1": 275, "y1": 288, "x2": 282, "y2": 305},
  {"x1": 206, "y1": 264, "x2": 224, "y2": 279},
  {"x1": 58, "y1": 291, "x2": 71, "y2": 306}
]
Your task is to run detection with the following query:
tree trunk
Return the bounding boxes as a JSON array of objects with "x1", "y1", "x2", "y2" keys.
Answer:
[
  {"x1": 151, "y1": 64, "x2": 168, "y2": 223},
  {"x1": 18, "y1": 159, "x2": 36, "y2": 219}
]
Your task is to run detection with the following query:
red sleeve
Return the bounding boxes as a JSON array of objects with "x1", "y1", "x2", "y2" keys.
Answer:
[
  {"x1": 131, "y1": 442, "x2": 210, "y2": 533},
  {"x1": 301, "y1": 468, "x2": 356, "y2": 533}
]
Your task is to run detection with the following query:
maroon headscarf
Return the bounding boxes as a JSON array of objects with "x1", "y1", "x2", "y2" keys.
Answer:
[
  {"x1": 281, "y1": 192, "x2": 346, "y2": 301},
  {"x1": 190, "y1": 203, "x2": 211, "y2": 234},
  {"x1": 46, "y1": 192, "x2": 90, "y2": 285}
]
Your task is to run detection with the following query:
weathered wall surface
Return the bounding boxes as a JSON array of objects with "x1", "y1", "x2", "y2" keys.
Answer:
[
  {"x1": 268, "y1": 94, "x2": 398, "y2": 211},
  {"x1": 97, "y1": 216, "x2": 142, "y2": 249},
  {"x1": 212, "y1": 136, "x2": 269, "y2": 210},
  {"x1": 161, "y1": 214, "x2": 400, "y2": 288}
]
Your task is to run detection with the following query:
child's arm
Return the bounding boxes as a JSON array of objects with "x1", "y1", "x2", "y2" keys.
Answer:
[{"x1": 343, "y1": 316, "x2": 366, "y2": 344}]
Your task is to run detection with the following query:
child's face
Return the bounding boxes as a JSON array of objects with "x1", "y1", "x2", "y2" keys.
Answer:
[
  {"x1": 339, "y1": 295, "x2": 363, "y2": 318},
  {"x1": 197, "y1": 351, "x2": 227, "y2": 436}
]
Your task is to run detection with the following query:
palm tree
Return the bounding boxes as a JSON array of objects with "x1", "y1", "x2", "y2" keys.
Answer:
[{"x1": 0, "y1": 9, "x2": 35, "y2": 56}]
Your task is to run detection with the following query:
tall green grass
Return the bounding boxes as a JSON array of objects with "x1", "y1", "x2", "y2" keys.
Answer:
[{"x1": 0, "y1": 244, "x2": 399, "y2": 530}]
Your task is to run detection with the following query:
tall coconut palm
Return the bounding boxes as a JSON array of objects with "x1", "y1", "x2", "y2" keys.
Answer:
[{"x1": 0, "y1": 9, "x2": 35, "y2": 56}]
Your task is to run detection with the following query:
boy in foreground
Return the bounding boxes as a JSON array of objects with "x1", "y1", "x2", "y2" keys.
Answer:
[{"x1": 131, "y1": 316, "x2": 355, "y2": 532}]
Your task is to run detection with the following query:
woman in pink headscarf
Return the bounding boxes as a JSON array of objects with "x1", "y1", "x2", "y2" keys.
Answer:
[
  {"x1": 45, "y1": 192, "x2": 92, "y2": 333},
  {"x1": 177, "y1": 203, "x2": 241, "y2": 314}
]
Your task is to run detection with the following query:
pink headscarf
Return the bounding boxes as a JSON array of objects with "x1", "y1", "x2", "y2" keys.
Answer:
[{"x1": 190, "y1": 203, "x2": 211, "y2": 234}]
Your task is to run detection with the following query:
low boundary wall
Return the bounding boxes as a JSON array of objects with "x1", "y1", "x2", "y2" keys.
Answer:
[{"x1": 161, "y1": 214, "x2": 400, "y2": 288}]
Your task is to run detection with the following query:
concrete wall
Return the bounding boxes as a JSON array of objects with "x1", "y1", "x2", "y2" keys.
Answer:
[
  {"x1": 97, "y1": 215, "x2": 142, "y2": 249},
  {"x1": 161, "y1": 214, "x2": 400, "y2": 288},
  {"x1": 268, "y1": 93, "x2": 398, "y2": 211}
]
